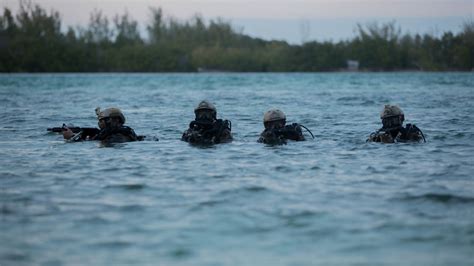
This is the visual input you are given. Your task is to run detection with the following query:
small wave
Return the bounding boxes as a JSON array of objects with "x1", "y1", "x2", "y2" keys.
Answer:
[
  {"x1": 194, "y1": 200, "x2": 224, "y2": 209},
  {"x1": 105, "y1": 184, "x2": 146, "y2": 190},
  {"x1": 244, "y1": 186, "x2": 267, "y2": 192},
  {"x1": 274, "y1": 165, "x2": 293, "y2": 173},
  {"x1": 91, "y1": 241, "x2": 132, "y2": 248},
  {"x1": 118, "y1": 204, "x2": 146, "y2": 212},
  {"x1": 336, "y1": 96, "x2": 359, "y2": 101},
  {"x1": 218, "y1": 185, "x2": 268, "y2": 197},
  {"x1": 453, "y1": 132, "x2": 467, "y2": 138},
  {"x1": 169, "y1": 248, "x2": 193, "y2": 258},
  {"x1": 279, "y1": 210, "x2": 321, "y2": 220},
  {"x1": 1, "y1": 205, "x2": 16, "y2": 215},
  {"x1": 432, "y1": 135, "x2": 447, "y2": 140},
  {"x1": 399, "y1": 193, "x2": 474, "y2": 204},
  {"x1": 189, "y1": 199, "x2": 228, "y2": 212},
  {"x1": 361, "y1": 100, "x2": 376, "y2": 105},
  {"x1": 1, "y1": 252, "x2": 30, "y2": 262},
  {"x1": 401, "y1": 235, "x2": 445, "y2": 242},
  {"x1": 77, "y1": 216, "x2": 111, "y2": 224}
]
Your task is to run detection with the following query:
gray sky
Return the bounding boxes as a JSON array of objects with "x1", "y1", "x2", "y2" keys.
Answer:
[{"x1": 2, "y1": 0, "x2": 472, "y2": 43}]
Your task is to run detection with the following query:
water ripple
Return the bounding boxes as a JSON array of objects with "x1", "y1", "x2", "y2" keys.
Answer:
[
  {"x1": 1, "y1": 73, "x2": 473, "y2": 265},
  {"x1": 397, "y1": 193, "x2": 474, "y2": 204}
]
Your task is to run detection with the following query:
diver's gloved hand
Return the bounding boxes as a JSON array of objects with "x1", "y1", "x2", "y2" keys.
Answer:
[
  {"x1": 62, "y1": 125, "x2": 74, "y2": 140},
  {"x1": 379, "y1": 133, "x2": 395, "y2": 143},
  {"x1": 262, "y1": 129, "x2": 287, "y2": 145},
  {"x1": 188, "y1": 131, "x2": 204, "y2": 143},
  {"x1": 272, "y1": 123, "x2": 303, "y2": 140},
  {"x1": 369, "y1": 131, "x2": 395, "y2": 143}
]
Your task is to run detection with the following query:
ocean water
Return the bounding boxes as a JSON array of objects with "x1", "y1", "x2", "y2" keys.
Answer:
[{"x1": 0, "y1": 73, "x2": 473, "y2": 265}]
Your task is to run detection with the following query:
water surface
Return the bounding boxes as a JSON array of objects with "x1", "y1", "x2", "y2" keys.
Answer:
[{"x1": 1, "y1": 73, "x2": 473, "y2": 265}]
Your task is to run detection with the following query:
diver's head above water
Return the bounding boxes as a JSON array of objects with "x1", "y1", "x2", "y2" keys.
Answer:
[
  {"x1": 263, "y1": 109, "x2": 286, "y2": 130},
  {"x1": 96, "y1": 107, "x2": 126, "y2": 129},
  {"x1": 380, "y1": 104, "x2": 404, "y2": 130},
  {"x1": 194, "y1": 100, "x2": 217, "y2": 122}
]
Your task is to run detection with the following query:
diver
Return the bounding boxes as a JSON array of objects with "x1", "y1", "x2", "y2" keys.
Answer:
[
  {"x1": 62, "y1": 107, "x2": 139, "y2": 143},
  {"x1": 258, "y1": 109, "x2": 312, "y2": 145},
  {"x1": 367, "y1": 104, "x2": 425, "y2": 143},
  {"x1": 181, "y1": 100, "x2": 232, "y2": 144}
]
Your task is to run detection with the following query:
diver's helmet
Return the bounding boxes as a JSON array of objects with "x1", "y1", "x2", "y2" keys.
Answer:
[
  {"x1": 96, "y1": 107, "x2": 126, "y2": 124},
  {"x1": 194, "y1": 100, "x2": 217, "y2": 120},
  {"x1": 380, "y1": 104, "x2": 404, "y2": 119},
  {"x1": 263, "y1": 109, "x2": 286, "y2": 124},
  {"x1": 380, "y1": 104, "x2": 404, "y2": 128}
]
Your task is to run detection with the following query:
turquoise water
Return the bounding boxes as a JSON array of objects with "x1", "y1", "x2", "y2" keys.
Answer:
[{"x1": 1, "y1": 73, "x2": 473, "y2": 265}]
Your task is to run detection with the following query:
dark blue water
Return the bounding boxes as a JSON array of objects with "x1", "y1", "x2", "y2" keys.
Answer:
[{"x1": 1, "y1": 73, "x2": 473, "y2": 265}]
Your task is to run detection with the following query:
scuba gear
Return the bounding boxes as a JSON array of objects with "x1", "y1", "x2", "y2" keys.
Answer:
[
  {"x1": 273, "y1": 123, "x2": 305, "y2": 141},
  {"x1": 183, "y1": 100, "x2": 232, "y2": 144},
  {"x1": 95, "y1": 126, "x2": 138, "y2": 142},
  {"x1": 194, "y1": 101, "x2": 217, "y2": 120},
  {"x1": 259, "y1": 109, "x2": 310, "y2": 144},
  {"x1": 259, "y1": 130, "x2": 287, "y2": 145},
  {"x1": 299, "y1": 124, "x2": 315, "y2": 139},
  {"x1": 195, "y1": 109, "x2": 216, "y2": 122},
  {"x1": 399, "y1": 124, "x2": 426, "y2": 143},
  {"x1": 368, "y1": 104, "x2": 425, "y2": 143},
  {"x1": 415, "y1": 125, "x2": 426, "y2": 142},
  {"x1": 264, "y1": 120, "x2": 286, "y2": 130},
  {"x1": 258, "y1": 122, "x2": 307, "y2": 144},
  {"x1": 382, "y1": 116, "x2": 403, "y2": 130},
  {"x1": 182, "y1": 119, "x2": 232, "y2": 144},
  {"x1": 367, "y1": 124, "x2": 425, "y2": 143},
  {"x1": 213, "y1": 120, "x2": 231, "y2": 143}
]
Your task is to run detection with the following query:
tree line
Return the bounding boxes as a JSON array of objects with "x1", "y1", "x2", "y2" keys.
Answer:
[{"x1": 0, "y1": 1, "x2": 472, "y2": 72}]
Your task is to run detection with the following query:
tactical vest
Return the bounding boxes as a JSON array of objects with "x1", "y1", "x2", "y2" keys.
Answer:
[
  {"x1": 258, "y1": 123, "x2": 305, "y2": 144},
  {"x1": 95, "y1": 126, "x2": 138, "y2": 143},
  {"x1": 182, "y1": 119, "x2": 232, "y2": 144},
  {"x1": 368, "y1": 124, "x2": 425, "y2": 143}
]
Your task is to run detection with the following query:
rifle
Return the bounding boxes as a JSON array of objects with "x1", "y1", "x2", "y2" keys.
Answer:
[
  {"x1": 47, "y1": 124, "x2": 101, "y2": 139},
  {"x1": 47, "y1": 126, "x2": 98, "y2": 134}
]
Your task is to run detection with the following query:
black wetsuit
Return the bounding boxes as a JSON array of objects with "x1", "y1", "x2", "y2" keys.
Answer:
[
  {"x1": 73, "y1": 126, "x2": 138, "y2": 143},
  {"x1": 258, "y1": 123, "x2": 305, "y2": 145},
  {"x1": 95, "y1": 126, "x2": 138, "y2": 143},
  {"x1": 181, "y1": 119, "x2": 232, "y2": 144},
  {"x1": 368, "y1": 124, "x2": 424, "y2": 143}
]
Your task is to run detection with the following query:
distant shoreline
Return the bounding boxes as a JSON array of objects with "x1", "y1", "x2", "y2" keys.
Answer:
[{"x1": 1, "y1": 2, "x2": 472, "y2": 73}]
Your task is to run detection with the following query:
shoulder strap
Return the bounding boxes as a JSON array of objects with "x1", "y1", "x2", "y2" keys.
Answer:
[
  {"x1": 409, "y1": 124, "x2": 426, "y2": 142},
  {"x1": 213, "y1": 119, "x2": 231, "y2": 143}
]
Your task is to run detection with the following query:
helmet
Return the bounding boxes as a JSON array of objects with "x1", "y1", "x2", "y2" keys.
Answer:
[
  {"x1": 194, "y1": 100, "x2": 217, "y2": 120},
  {"x1": 380, "y1": 104, "x2": 404, "y2": 119},
  {"x1": 96, "y1": 107, "x2": 126, "y2": 124},
  {"x1": 194, "y1": 100, "x2": 216, "y2": 113},
  {"x1": 263, "y1": 109, "x2": 286, "y2": 123}
]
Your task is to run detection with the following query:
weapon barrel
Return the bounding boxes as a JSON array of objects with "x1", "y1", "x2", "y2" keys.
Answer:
[
  {"x1": 47, "y1": 127, "x2": 94, "y2": 133},
  {"x1": 46, "y1": 127, "x2": 63, "y2": 133}
]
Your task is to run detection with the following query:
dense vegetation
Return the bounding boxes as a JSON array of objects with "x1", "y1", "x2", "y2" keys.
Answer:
[{"x1": 0, "y1": 1, "x2": 473, "y2": 72}]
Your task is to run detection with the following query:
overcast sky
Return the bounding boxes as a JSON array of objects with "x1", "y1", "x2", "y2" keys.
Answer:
[{"x1": 2, "y1": 0, "x2": 472, "y2": 43}]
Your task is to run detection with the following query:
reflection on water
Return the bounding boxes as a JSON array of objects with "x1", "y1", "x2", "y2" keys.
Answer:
[{"x1": 0, "y1": 73, "x2": 473, "y2": 265}]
